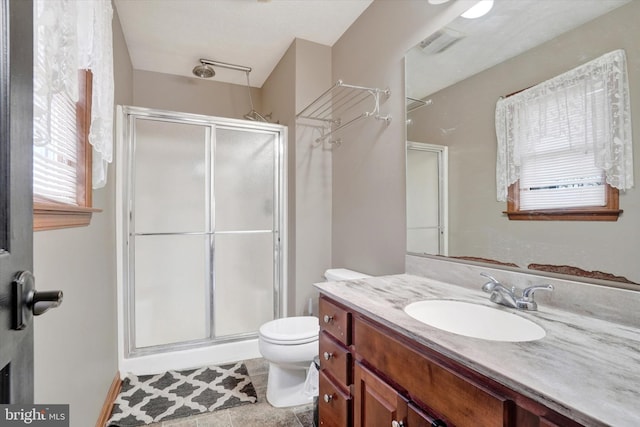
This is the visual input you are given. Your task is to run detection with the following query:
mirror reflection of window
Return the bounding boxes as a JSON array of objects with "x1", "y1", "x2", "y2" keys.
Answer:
[{"x1": 496, "y1": 49, "x2": 633, "y2": 221}]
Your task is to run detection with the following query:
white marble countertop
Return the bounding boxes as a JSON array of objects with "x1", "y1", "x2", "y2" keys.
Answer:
[{"x1": 315, "y1": 274, "x2": 640, "y2": 427}]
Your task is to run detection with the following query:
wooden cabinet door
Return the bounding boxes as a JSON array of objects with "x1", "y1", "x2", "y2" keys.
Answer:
[
  {"x1": 319, "y1": 370, "x2": 351, "y2": 427},
  {"x1": 407, "y1": 402, "x2": 449, "y2": 427},
  {"x1": 354, "y1": 361, "x2": 408, "y2": 427}
]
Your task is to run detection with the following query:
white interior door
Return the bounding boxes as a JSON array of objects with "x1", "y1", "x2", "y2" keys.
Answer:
[{"x1": 406, "y1": 142, "x2": 448, "y2": 255}]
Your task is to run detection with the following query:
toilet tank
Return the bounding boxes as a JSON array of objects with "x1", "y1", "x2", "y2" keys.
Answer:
[{"x1": 324, "y1": 268, "x2": 371, "y2": 281}]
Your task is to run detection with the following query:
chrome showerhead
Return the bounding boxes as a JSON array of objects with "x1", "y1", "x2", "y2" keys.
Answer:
[
  {"x1": 193, "y1": 58, "x2": 251, "y2": 79},
  {"x1": 192, "y1": 62, "x2": 215, "y2": 78}
]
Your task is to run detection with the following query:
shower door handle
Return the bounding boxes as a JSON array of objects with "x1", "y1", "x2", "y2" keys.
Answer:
[{"x1": 12, "y1": 271, "x2": 64, "y2": 330}]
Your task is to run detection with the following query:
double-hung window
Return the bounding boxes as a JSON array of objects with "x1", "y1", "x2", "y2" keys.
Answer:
[
  {"x1": 32, "y1": 0, "x2": 113, "y2": 231},
  {"x1": 495, "y1": 49, "x2": 633, "y2": 221},
  {"x1": 33, "y1": 68, "x2": 97, "y2": 230}
]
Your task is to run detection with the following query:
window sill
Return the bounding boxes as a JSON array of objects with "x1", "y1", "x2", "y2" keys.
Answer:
[
  {"x1": 503, "y1": 209, "x2": 623, "y2": 221},
  {"x1": 34, "y1": 202, "x2": 102, "y2": 231}
]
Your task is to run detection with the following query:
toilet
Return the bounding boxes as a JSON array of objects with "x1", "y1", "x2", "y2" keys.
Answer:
[{"x1": 258, "y1": 268, "x2": 371, "y2": 408}]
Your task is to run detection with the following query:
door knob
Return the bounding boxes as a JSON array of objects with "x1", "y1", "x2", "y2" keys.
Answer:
[
  {"x1": 12, "y1": 271, "x2": 63, "y2": 330},
  {"x1": 29, "y1": 290, "x2": 64, "y2": 316}
]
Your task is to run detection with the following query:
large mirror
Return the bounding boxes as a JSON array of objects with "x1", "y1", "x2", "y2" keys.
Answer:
[{"x1": 406, "y1": 0, "x2": 640, "y2": 285}]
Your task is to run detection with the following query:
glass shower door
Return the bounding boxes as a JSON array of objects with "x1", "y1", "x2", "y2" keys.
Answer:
[
  {"x1": 213, "y1": 128, "x2": 278, "y2": 338},
  {"x1": 120, "y1": 106, "x2": 285, "y2": 358},
  {"x1": 131, "y1": 118, "x2": 213, "y2": 349}
]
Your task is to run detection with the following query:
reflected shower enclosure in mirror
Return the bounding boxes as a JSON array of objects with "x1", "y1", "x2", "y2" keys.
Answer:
[{"x1": 405, "y1": 0, "x2": 640, "y2": 285}]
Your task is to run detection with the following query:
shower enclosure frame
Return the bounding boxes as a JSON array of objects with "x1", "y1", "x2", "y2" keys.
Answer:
[{"x1": 115, "y1": 105, "x2": 288, "y2": 369}]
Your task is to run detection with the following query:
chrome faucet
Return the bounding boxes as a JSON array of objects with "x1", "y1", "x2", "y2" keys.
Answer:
[
  {"x1": 480, "y1": 273, "x2": 553, "y2": 311},
  {"x1": 480, "y1": 273, "x2": 518, "y2": 308},
  {"x1": 517, "y1": 284, "x2": 554, "y2": 311}
]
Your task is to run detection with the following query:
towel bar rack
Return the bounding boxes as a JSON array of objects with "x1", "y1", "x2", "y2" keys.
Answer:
[
  {"x1": 406, "y1": 96, "x2": 432, "y2": 113},
  {"x1": 297, "y1": 80, "x2": 391, "y2": 144}
]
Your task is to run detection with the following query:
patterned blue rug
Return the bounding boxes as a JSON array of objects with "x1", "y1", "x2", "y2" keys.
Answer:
[{"x1": 107, "y1": 362, "x2": 257, "y2": 426}]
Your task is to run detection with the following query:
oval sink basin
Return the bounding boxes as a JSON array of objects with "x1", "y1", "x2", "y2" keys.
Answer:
[{"x1": 404, "y1": 300, "x2": 545, "y2": 342}]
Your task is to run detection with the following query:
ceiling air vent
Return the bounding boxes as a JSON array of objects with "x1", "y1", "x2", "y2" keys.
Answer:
[{"x1": 419, "y1": 28, "x2": 464, "y2": 54}]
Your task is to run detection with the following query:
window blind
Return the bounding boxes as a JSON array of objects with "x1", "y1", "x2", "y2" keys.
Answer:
[
  {"x1": 517, "y1": 85, "x2": 606, "y2": 210},
  {"x1": 33, "y1": 24, "x2": 81, "y2": 206},
  {"x1": 33, "y1": 91, "x2": 80, "y2": 206},
  {"x1": 495, "y1": 49, "x2": 633, "y2": 203}
]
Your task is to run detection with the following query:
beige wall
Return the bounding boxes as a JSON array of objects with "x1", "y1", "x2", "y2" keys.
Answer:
[
  {"x1": 293, "y1": 39, "x2": 332, "y2": 314},
  {"x1": 262, "y1": 41, "x2": 297, "y2": 313},
  {"x1": 132, "y1": 69, "x2": 262, "y2": 120},
  {"x1": 407, "y1": 1, "x2": 640, "y2": 282},
  {"x1": 33, "y1": 6, "x2": 132, "y2": 427},
  {"x1": 330, "y1": 0, "x2": 474, "y2": 275},
  {"x1": 262, "y1": 37, "x2": 332, "y2": 315}
]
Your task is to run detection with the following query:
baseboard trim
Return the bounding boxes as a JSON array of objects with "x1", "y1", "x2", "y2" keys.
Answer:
[{"x1": 95, "y1": 372, "x2": 121, "y2": 427}]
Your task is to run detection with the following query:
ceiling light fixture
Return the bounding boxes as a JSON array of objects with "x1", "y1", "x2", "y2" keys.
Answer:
[{"x1": 461, "y1": 0, "x2": 494, "y2": 19}]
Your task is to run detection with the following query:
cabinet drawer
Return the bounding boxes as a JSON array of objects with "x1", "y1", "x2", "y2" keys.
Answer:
[
  {"x1": 319, "y1": 370, "x2": 351, "y2": 427},
  {"x1": 354, "y1": 317, "x2": 511, "y2": 427},
  {"x1": 320, "y1": 331, "x2": 352, "y2": 386},
  {"x1": 319, "y1": 297, "x2": 351, "y2": 345}
]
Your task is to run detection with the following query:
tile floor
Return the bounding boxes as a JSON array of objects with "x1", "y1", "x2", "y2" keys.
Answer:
[{"x1": 148, "y1": 358, "x2": 315, "y2": 427}]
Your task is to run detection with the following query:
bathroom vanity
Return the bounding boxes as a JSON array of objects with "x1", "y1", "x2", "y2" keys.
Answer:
[{"x1": 315, "y1": 274, "x2": 640, "y2": 427}]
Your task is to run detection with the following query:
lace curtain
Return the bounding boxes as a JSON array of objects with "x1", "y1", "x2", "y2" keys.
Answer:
[
  {"x1": 34, "y1": 0, "x2": 114, "y2": 189},
  {"x1": 495, "y1": 49, "x2": 633, "y2": 202}
]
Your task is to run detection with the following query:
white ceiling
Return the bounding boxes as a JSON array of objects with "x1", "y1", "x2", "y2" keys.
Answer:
[
  {"x1": 406, "y1": 0, "x2": 631, "y2": 100},
  {"x1": 114, "y1": 0, "x2": 373, "y2": 88}
]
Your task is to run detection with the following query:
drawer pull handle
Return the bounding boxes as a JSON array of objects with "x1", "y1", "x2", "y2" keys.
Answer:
[
  {"x1": 392, "y1": 421, "x2": 404, "y2": 427},
  {"x1": 323, "y1": 314, "x2": 334, "y2": 323},
  {"x1": 323, "y1": 352, "x2": 333, "y2": 360},
  {"x1": 323, "y1": 394, "x2": 333, "y2": 403}
]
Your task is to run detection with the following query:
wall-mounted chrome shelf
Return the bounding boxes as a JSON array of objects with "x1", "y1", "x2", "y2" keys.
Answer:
[
  {"x1": 406, "y1": 96, "x2": 432, "y2": 113},
  {"x1": 297, "y1": 80, "x2": 391, "y2": 144}
]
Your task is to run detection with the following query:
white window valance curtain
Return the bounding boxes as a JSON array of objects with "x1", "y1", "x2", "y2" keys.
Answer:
[
  {"x1": 495, "y1": 49, "x2": 633, "y2": 202},
  {"x1": 33, "y1": 0, "x2": 114, "y2": 189}
]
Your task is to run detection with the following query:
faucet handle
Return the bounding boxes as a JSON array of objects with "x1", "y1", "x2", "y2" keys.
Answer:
[
  {"x1": 480, "y1": 273, "x2": 515, "y2": 293},
  {"x1": 480, "y1": 272, "x2": 499, "y2": 282},
  {"x1": 480, "y1": 272, "x2": 500, "y2": 292},
  {"x1": 522, "y1": 284, "x2": 554, "y2": 300},
  {"x1": 518, "y1": 284, "x2": 554, "y2": 310}
]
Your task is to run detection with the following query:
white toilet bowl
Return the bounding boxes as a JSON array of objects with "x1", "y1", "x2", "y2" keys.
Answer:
[
  {"x1": 258, "y1": 316, "x2": 319, "y2": 408},
  {"x1": 258, "y1": 268, "x2": 371, "y2": 408}
]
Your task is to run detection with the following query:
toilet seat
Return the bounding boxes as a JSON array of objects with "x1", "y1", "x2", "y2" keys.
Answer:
[{"x1": 259, "y1": 316, "x2": 319, "y2": 345}]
